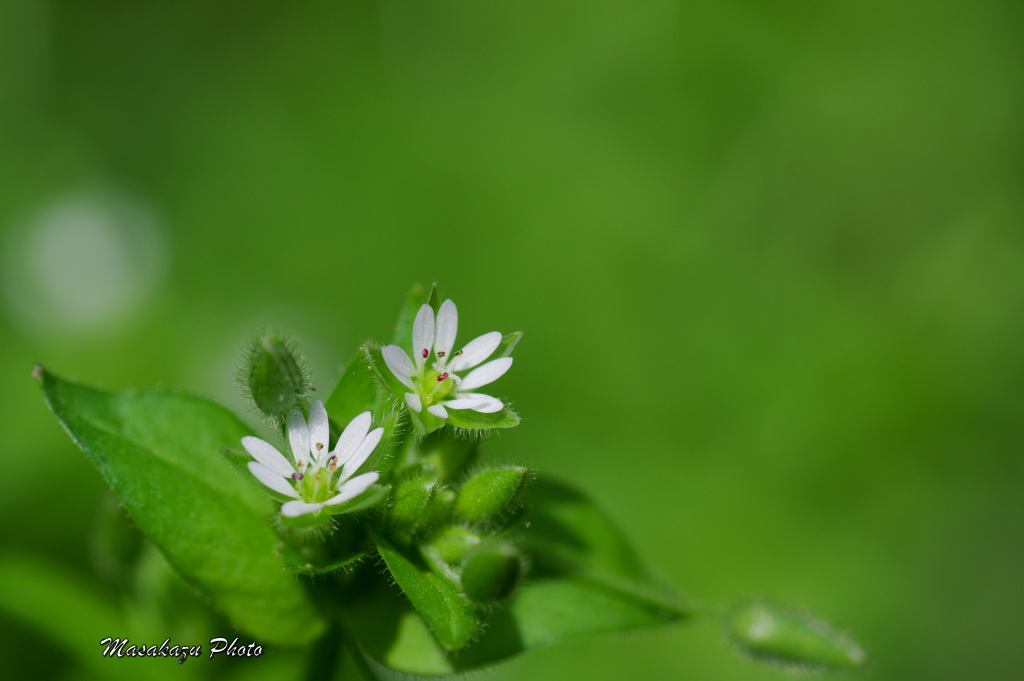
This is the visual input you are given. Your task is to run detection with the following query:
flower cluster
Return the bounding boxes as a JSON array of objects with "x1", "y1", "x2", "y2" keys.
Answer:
[
  {"x1": 382, "y1": 300, "x2": 512, "y2": 420},
  {"x1": 242, "y1": 400, "x2": 381, "y2": 518}
]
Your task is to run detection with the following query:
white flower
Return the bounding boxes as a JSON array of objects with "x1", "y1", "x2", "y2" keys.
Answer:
[
  {"x1": 381, "y1": 299, "x2": 512, "y2": 420},
  {"x1": 241, "y1": 400, "x2": 382, "y2": 518}
]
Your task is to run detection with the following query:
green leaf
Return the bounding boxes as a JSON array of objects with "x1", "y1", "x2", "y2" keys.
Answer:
[
  {"x1": 445, "y1": 405, "x2": 521, "y2": 431},
  {"x1": 325, "y1": 350, "x2": 378, "y2": 428},
  {"x1": 325, "y1": 483, "x2": 391, "y2": 516},
  {"x1": 523, "y1": 477, "x2": 690, "y2": 615},
  {"x1": 370, "y1": 530, "x2": 482, "y2": 651},
  {"x1": 729, "y1": 601, "x2": 867, "y2": 670},
  {"x1": 345, "y1": 476, "x2": 687, "y2": 677},
  {"x1": 37, "y1": 367, "x2": 326, "y2": 645},
  {"x1": 392, "y1": 283, "x2": 433, "y2": 349}
]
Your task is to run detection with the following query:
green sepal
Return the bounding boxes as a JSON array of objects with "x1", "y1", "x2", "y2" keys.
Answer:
[
  {"x1": 445, "y1": 406, "x2": 521, "y2": 431},
  {"x1": 325, "y1": 483, "x2": 391, "y2": 516},
  {"x1": 370, "y1": 529, "x2": 482, "y2": 651},
  {"x1": 729, "y1": 601, "x2": 867, "y2": 670},
  {"x1": 455, "y1": 466, "x2": 530, "y2": 525},
  {"x1": 494, "y1": 330, "x2": 522, "y2": 358},
  {"x1": 277, "y1": 544, "x2": 369, "y2": 576}
]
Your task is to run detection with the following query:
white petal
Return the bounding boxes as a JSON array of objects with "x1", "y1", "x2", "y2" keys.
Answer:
[
  {"x1": 405, "y1": 392, "x2": 422, "y2": 412},
  {"x1": 307, "y1": 400, "x2": 330, "y2": 462},
  {"x1": 333, "y1": 411, "x2": 372, "y2": 466},
  {"x1": 341, "y1": 426, "x2": 383, "y2": 480},
  {"x1": 412, "y1": 304, "x2": 435, "y2": 370},
  {"x1": 241, "y1": 436, "x2": 295, "y2": 478},
  {"x1": 445, "y1": 393, "x2": 503, "y2": 413},
  {"x1": 427, "y1": 404, "x2": 449, "y2": 419},
  {"x1": 459, "y1": 357, "x2": 513, "y2": 391},
  {"x1": 382, "y1": 345, "x2": 416, "y2": 389},
  {"x1": 325, "y1": 472, "x2": 380, "y2": 505},
  {"x1": 281, "y1": 500, "x2": 324, "y2": 517},
  {"x1": 451, "y1": 331, "x2": 502, "y2": 371},
  {"x1": 434, "y1": 299, "x2": 458, "y2": 361},
  {"x1": 286, "y1": 410, "x2": 309, "y2": 468},
  {"x1": 247, "y1": 462, "x2": 300, "y2": 498}
]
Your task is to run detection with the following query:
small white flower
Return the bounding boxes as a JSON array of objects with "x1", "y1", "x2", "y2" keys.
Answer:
[
  {"x1": 382, "y1": 299, "x2": 512, "y2": 420},
  {"x1": 241, "y1": 400, "x2": 382, "y2": 518}
]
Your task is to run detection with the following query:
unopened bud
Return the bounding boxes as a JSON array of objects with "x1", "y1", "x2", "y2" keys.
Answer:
[
  {"x1": 388, "y1": 478, "x2": 453, "y2": 535},
  {"x1": 455, "y1": 466, "x2": 529, "y2": 525},
  {"x1": 460, "y1": 542, "x2": 522, "y2": 604},
  {"x1": 729, "y1": 601, "x2": 866, "y2": 670},
  {"x1": 245, "y1": 334, "x2": 309, "y2": 418}
]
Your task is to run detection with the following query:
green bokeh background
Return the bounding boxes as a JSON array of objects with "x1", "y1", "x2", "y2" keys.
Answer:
[{"x1": 2, "y1": 1, "x2": 1022, "y2": 679}]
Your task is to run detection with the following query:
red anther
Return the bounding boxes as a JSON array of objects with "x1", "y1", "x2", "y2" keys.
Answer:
[
  {"x1": 422, "y1": 348, "x2": 429, "y2": 359},
  {"x1": 291, "y1": 472, "x2": 304, "y2": 481},
  {"x1": 437, "y1": 372, "x2": 448, "y2": 382}
]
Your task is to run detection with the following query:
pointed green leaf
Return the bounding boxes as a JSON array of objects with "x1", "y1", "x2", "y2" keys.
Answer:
[
  {"x1": 36, "y1": 367, "x2": 326, "y2": 645},
  {"x1": 370, "y1": 530, "x2": 482, "y2": 651},
  {"x1": 523, "y1": 476, "x2": 690, "y2": 615},
  {"x1": 729, "y1": 601, "x2": 867, "y2": 670}
]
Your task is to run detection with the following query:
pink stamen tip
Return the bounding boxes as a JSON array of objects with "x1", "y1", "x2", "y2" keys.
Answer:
[
  {"x1": 291, "y1": 472, "x2": 303, "y2": 481},
  {"x1": 437, "y1": 372, "x2": 448, "y2": 382},
  {"x1": 422, "y1": 348, "x2": 429, "y2": 359}
]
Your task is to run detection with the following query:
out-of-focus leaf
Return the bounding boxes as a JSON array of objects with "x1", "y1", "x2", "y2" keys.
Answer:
[
  {"x1": 523, "y1": 476, "x2": 690, "y2": 614},
  {"x1": 729, "y1": 601, "x2": 867, "y2": 670},
  {"x1": 37, "y1": 367, "x2": 325, "y2": 645},
  {"x1": 370, "y1": 530, "x2": 482, "y2": 651}
]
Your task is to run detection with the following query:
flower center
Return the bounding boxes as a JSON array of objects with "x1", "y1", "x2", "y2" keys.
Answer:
[
  {"x1": 420, "y1": 367, "x2": 457, "y2": 406},
  {"x1": 298, "y1": 467, "x2": 338, "y2": 503}
]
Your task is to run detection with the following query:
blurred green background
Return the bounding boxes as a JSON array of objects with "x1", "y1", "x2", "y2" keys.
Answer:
[{"x1": 2, "y1": 0, "x2": 1023, "y2": 679}]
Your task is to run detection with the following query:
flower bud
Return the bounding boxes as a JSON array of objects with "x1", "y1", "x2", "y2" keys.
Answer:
[
  {"x1": 455, "y1": 466, "x2": 529, "y2": 525},
  {"x1": 427, "y1": 525, "x2": 482, "y2": 564},
  {"x1": 245, "y1": 334, "x2": 309, "y2": 418},
  {"x1": 387, "y1": 478, "x2": 454, "y2": 535},
  {"x1": 729, "y1": 601, "x2": 866, "y2": 670},
  {"x1": 460, "y1": 542, "x2": 522, "y2": 604}
]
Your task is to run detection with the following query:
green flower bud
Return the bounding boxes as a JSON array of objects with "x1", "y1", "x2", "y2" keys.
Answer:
[
  {"x1": 244, "y1": 334, "x2": 309, "y2": 419},
  {"x1": 455, "y1": 466, "x2": 529, "y2": 525},
  {"x1": 388, "y1": 478, "x2": 454, "y2": 535},
  {"x1": 729, "y1": 601, "x2": 867, "y2": 670},
  {"x1": 428, "y1": 525, "x2": 482, "y2": 564},
  {"x1": 460, "y1": 542, "x2": 522, "y2": 604}
]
